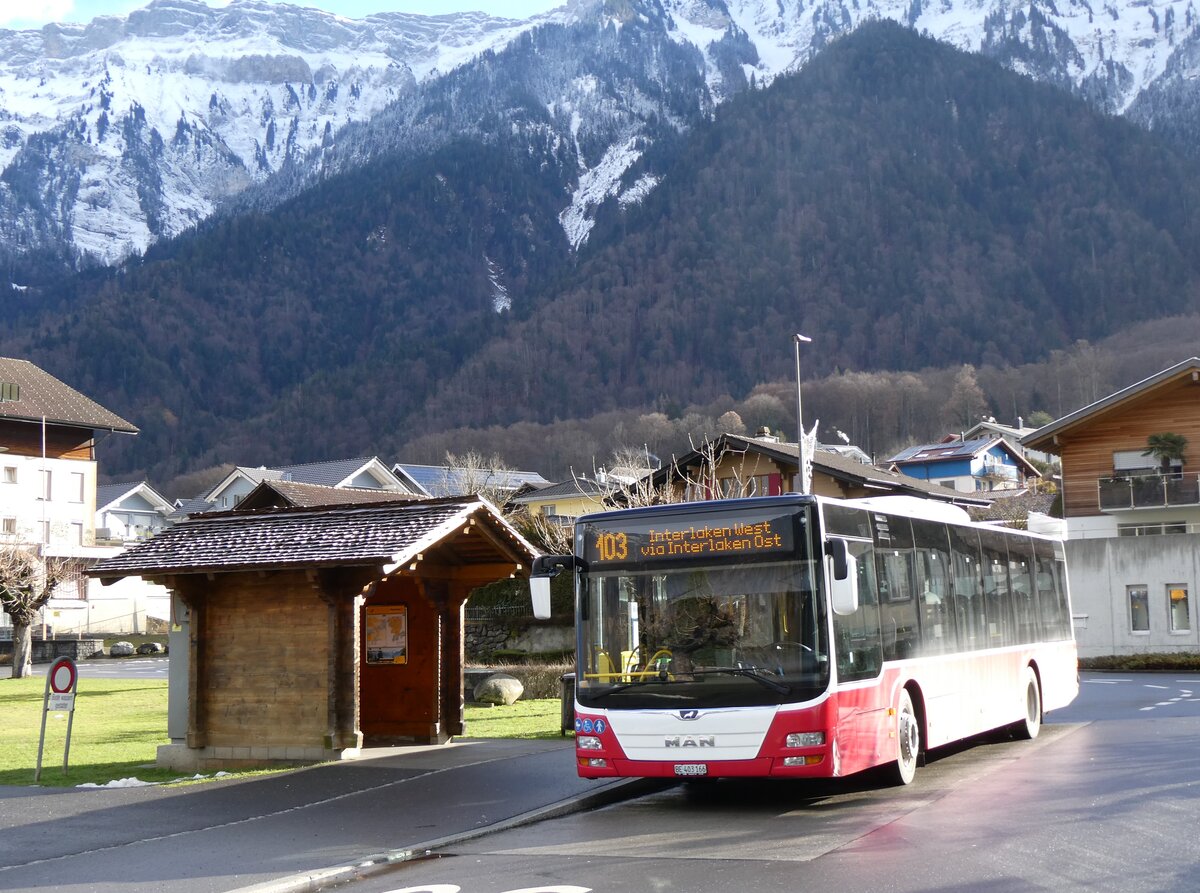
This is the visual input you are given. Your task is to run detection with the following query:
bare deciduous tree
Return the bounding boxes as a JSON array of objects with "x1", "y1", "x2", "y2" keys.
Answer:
[
  {"x1": 437, "y1": 451, "x2": 517, "y2": 508},
  {"x1": 0, "y1": 545, "x2": 83, "y2": 678},
  {"x1": 521, "y1": 511, "x2": 575, "y2": 556}
]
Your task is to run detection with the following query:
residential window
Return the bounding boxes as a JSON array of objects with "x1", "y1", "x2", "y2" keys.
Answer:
[
  {"x1": 541, "y1": 504, "x2": 557, "y2": 517},
  {"x1": 1118, "y1": 522, "x2": 1189, "y2": 537},
  {"x1": 2, "y1": 466, "x2": 15, "y2": 484},
  {"x1": 1168, "y1": 585, "x2": 1190, "y2": 633},
  {"x1": 1112, "y1": 450, "x2": 1160, "y2": 477},
  {"x1": 40, "y1": 469, "x2": 51, "y2": 501},
  {"x1": 70, "y1": 472, "x2": 84, "y2": 503},
  {"x1": 71, "y1": 522, "x2": 84, "y2": 546},
  {"x1": 1, "y1": 517, "x2": 15, "y2": 535},
  {"x1": 1128, "y1": 585, "x2": 1150, "y2": 632}
]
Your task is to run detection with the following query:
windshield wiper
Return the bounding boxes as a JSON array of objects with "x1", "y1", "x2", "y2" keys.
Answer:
[
  {"x1": 691, "y1": 667, "x2": 790, "y2": 694},
  {"x1": 587, "y1": 678, "x2": 668, "y2": 699}
]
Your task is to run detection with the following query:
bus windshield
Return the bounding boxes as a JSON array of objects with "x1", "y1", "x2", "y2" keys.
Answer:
[{"x1": 577, "y1": 559, "x2": 829, "y2": 709}]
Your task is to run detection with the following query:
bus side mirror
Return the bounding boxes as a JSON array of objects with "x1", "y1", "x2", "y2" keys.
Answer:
[
  {"x1": 825, "y1": 538, "x2": 859, "y2": 616},
  {"x1": 529, "y1": 554, "x2": 579, "y2": 621},
  {"x1": 530, "y1": 576, "x2": 553, "y2": 620}
]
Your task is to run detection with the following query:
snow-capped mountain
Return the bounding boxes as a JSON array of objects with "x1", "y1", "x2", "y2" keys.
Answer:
[
  {"x1": 2, "y1": 0, "x2": 1198, "y2": 272},
  {"x1": 0, "y1": 0, "x2": 560, "y2": 266}
]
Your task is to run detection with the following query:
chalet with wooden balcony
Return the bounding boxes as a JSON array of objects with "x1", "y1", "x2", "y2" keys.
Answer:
[
  {"x1": 1023, "y1": 357, "x2": 1200, "y2": 657},
  {"x1": 1023, "y1": 357, "x2": 1200, "y2": 540}
]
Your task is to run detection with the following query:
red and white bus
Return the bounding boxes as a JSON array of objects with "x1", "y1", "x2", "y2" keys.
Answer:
[{"x1": 530, "y1": 493, "x2": 1077, "y2": 784}]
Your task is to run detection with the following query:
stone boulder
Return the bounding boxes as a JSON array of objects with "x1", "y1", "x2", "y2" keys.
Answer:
[
  {"x1": 137, "y1": 642, "x2": 165, "y2": 655},
  {"x1": 109, "y1": 641, "x2": 136, "y2": 657},
  {"x1": 473, "y1": 673, "x2": 524, "y2": 706}
]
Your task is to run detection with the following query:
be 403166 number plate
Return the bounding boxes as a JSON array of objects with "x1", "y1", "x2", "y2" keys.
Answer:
[{"x1": 674, "y1": 763, "x2": 708, "y2": 777}]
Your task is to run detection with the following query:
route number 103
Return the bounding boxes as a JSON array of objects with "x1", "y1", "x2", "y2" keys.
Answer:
[{"x1": 595, "y1": 531, "x2": 628, "y2": 562}]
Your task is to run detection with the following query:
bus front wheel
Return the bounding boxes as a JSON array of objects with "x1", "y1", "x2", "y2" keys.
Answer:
[
  {"x1": 891, "y1": 688, "x2": 920, "y2": 786},
  {"x1": 1013, "y1": 667, "x2": 1042, "y2": 740}
]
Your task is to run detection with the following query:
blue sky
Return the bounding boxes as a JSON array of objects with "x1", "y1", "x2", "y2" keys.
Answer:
[{"x1": 0, "y1": 0, "x2": 563, "y2": 30}]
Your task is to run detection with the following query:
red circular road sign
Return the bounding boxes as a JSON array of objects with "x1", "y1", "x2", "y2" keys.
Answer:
[{"x1": 48, "y1": 658, "x2": 76, "y2": 694}]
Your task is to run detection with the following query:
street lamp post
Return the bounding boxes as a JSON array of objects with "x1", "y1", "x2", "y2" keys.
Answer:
[{"x1": 794, "y1": 333, "x2": 812, "y2": 495}]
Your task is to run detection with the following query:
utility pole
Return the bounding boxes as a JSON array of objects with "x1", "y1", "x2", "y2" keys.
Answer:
[{"x1": 794, "y1": 334, "x2": 811, "y2": 494}]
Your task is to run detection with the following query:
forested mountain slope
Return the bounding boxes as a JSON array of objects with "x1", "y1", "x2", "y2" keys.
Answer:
[{"x1": 418, "y1": 22, "x2": 1200, "y2": 432}]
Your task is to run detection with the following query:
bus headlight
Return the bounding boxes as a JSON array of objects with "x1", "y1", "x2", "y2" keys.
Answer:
[
  {"x1": 577, "y1": 736, "x2": 603, "y2": 750},
  {"x1": 786, "y1": 732, "x2": 825, "y2": 748}
]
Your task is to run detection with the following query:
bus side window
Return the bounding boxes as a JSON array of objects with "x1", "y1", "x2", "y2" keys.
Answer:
[
  {"x1": 878, "y1": 548, "x2": 918, "y2": 661},
  {"x1": 979, "y1": 530, "x2": 1015, "y2": 648},
  {"x1": 1008, "y1": 537, "x2": 1039, "y2": 644},
  {"x1": 1034, "y1": 538, "x2": 1071, "y2": 639},
  {"x1": 833, "y1": 540, "x2": 882, "y2": 682},
  {"x1": 912, "y1": 519, "x2": 954, "y2": 656},
  {"x1": 949, "y1": 526, "x2": 985, "y2": 650}
]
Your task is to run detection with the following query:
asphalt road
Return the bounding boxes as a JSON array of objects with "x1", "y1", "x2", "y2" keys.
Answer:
[
  {"x1": 32, "y1": 656, "x2": 170, "y2": 680},
  {"x1": 0, "y1": 738, "x2": 636, "y2": 893},
  {"x1": 337, "y1": 672, "x2": 1200, "y2": 893}
]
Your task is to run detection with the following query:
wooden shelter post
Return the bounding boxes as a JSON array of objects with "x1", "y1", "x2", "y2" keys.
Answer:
[{"x1": 311, "y1": 568, "x2": 377, "y2": 752}]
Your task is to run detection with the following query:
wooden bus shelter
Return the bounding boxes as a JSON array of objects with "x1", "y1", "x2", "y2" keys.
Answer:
[{"x1": 90, "y1": 497, "x2": 540, "y2": 771}]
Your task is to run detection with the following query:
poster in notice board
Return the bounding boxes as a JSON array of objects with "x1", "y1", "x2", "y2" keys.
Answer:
[{"x1": 365, "y1": 605, "x2": 407, "y2": 664}]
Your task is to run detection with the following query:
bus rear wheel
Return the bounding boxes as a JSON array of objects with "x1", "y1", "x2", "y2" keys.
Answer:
[
  {"x1": 891, "y1": 688, "x2": 920, "y2": 786},
  {"x1": 1013, "y1": 667, "x2": 1042, "y2": 740}
]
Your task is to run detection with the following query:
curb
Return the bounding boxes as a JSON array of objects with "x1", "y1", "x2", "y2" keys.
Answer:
[{"x1": 228, "y1": 777, "x2": 668, "y2": 893}]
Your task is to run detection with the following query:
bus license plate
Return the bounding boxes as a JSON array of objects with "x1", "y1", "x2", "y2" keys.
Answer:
[{"x1": 674, "y1": 763, "x2": 707, "y2": 777}]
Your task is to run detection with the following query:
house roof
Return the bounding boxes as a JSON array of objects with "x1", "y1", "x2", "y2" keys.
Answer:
[
  {"x1": 890, "y1": 436, "x2": 1041, "y2": 478},
  {"x1": 1022, "y1": 357, "x2": 1200, "y2": 453},
  {"x1": 392, "y1": 463, "x2": 551, "y2": 497},
  {"x1": 168, "y1": 497, "x2": 213, "y2": 522},
  {"x1": 272, "y1": 456, "x2": 400, "y2": 488},
  {"x1": 967, "y1": 490, "x2": 1057, "y2": 524},
  {"x1": 955, "y1": 420, "x2": 1035, "y2": 442},
  {"x1": 510, "y1": 475, "x2": 616, "y2": 504},
  {"x1": 0, "y1": 357, "x2": 137, "y2": 434},
  {"x1": 96, "y1": 481, "x2": 173, "y2": 513},
  {"x1": 890, "y1": 436, "x2": 1002, "y2": 464},
  {"x1": 653, "y1": 434, "x2": 993, "y2": 506},
  {"x1": 89, "y1": 496, "x2": 540, "y2": 579},
  {"x1": 203, "y1": 457, "x2": 408, "y2": 503},
  {"x1": 237, "y1": 480, "x2": 419, "y2": 510}
]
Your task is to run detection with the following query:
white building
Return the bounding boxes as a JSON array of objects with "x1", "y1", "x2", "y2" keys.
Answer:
[{"x1": 0, "y1": 357, "x2": 140, "y2": 636}]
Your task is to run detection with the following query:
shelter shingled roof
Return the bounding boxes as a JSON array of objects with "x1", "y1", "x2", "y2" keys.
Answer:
[{"x1": 89, "y1": 497, "x2": 539, "y2": 580}]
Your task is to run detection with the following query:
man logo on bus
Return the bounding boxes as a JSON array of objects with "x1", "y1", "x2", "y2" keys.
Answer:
[
  {"x1": 679, "y1": 709, "x2": 700, "y2": 720},
  {"x1": 665, "y1": 735, "x2": 715, "y2": 747}
]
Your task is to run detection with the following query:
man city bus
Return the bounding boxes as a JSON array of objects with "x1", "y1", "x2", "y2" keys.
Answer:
[{"x1": 530, "y1": 493, "x2": 1076, "y2": 785}]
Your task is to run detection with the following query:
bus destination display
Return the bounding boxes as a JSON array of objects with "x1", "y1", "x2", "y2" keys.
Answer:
[{"x1": 583, "y1": 509, "x2": 798, "y2": 569}]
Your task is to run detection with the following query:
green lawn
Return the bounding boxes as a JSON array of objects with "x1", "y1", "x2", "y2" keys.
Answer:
[
  {"x1": 463, "y1": 698, "x2": 566, "y2": 739},
  {"x1": 0, "y1": 676, "x2": 181, "y2": 788}
]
